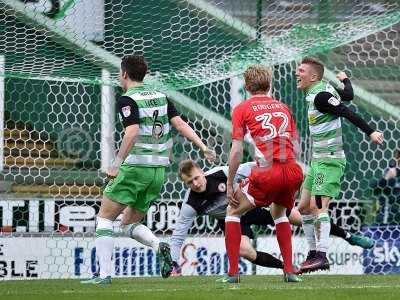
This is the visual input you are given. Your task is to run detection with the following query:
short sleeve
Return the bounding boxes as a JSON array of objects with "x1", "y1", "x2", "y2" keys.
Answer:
[
  {"x1": 231, "y1": 105, "x2": 246, "y2": 140},
  {"x1": 117, "y1": 96, "x2": 140, "y2": 128},
  {"x1": 167, "y1": 99, "x2": 179, "y2": 120}
]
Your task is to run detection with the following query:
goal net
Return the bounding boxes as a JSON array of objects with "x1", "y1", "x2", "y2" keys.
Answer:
[{"x1": 0, "y1": 0, "x2": 399, "y2": 279}]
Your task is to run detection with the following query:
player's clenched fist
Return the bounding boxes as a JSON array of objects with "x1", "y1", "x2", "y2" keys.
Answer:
[
  {"x1": 336, "y1": 71, "x2": 349, "y2": 81},
  {"x1": 369, "y1": 131, "x2": 384, "y2": 145}
]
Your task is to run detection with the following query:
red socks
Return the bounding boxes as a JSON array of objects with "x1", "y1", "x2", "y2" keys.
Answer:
[
  {"x1": 275, "y1": 219, "x2": 293, "y2": 273},
  {"x1": 225, "y1": 216, "x2": 241, "y2": 276}
]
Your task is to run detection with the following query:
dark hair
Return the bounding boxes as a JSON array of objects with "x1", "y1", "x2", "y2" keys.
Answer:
[
  {"x1": 179, "y1": 159, "x2": 200, "y2": 178},
  {"x1": 301, "y1": 56, "x2": 324, "y2": 80},
  {"x1": 121, "y1": 55, "x2": 148, "y2": 82}
]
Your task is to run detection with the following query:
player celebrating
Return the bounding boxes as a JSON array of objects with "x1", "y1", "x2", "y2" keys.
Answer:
[
  {"x1": 170, "y1": 160, "x2": 373, "y2": 275},
  {"x1": 220, "y1": 65, "x2": 303, "y2": 284},
  {"x1": 82, "y1": 55, "x2": 216, "y2": 284},
  {"x1": 295, "y1": 56, "x2": 384, "y2": 274}
]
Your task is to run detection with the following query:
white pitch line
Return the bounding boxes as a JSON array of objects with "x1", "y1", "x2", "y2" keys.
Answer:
[{"x1": 55, "y1": 285, "x2": 399, "y2": 294}]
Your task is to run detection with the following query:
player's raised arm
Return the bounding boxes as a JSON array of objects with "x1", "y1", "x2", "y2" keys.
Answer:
[
  {"x1": 335, "y1": 71, "x2": 354, "y2": 101},
  {"x1": 170, "y1": 113, "x2": 216, "y2": 163},
  {"x1": 313, "y1": 92, "x2": 383, "y2": 145}
]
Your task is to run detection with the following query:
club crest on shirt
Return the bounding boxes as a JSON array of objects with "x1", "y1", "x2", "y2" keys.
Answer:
[
  {"x1": 239, "y1": 178, "x2": 249, "y2": 188},
  {"x1": 218, "y1": 183, "x2": 226, "y2": 192},
  {"x1": 121, "y1": 106, "x2": 131, "y2": 117},
  {"x1": 308, "y1": 112, "x2": 316, "y2": 124}
]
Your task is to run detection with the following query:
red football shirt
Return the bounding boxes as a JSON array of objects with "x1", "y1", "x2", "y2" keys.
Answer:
[{"x1": 231, "y1": 95, "x2": 298, "y2": 166}]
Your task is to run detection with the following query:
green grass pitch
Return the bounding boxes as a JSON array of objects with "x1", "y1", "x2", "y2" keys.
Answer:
[{"x1": 1, "y1": 275, "x2": 400, "y2": 300}]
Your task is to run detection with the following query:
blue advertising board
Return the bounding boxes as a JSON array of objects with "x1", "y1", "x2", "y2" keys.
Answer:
[{"x1": 362, "y1": 225, "x2": 400, "y2": 274}]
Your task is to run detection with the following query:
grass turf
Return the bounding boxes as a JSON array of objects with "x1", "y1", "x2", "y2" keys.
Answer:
[{"x1": 1, "y1": 275, "x2": 399, "y2": 300}]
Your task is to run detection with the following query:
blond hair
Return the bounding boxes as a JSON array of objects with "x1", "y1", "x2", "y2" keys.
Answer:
[
  {"x1": 244, "y1": 65, "x2": 272, "y2": 94},
  {"x1": 301, "y1": 56, "x2": 324, "y2": 80}
]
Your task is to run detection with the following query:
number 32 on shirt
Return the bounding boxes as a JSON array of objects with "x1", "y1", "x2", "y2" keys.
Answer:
[{"x1": 255, "y1": 112, "x2": 289, "y2": 139}]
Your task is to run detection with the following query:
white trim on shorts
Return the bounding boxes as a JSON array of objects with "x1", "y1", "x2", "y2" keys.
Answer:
[{"x1": 239, "y1": 180, "x2": 256, "y2": 206}]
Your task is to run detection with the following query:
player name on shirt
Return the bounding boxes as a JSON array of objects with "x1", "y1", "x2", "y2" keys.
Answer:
[{"x1": 251, "y1": 103, "x2": 284, "y2": 112}]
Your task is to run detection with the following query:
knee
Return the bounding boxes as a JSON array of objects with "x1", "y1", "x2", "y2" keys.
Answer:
[
  {"x1": 313, "y1": 196, "x2": 330, "y2": 213},
  {"x1": 297, "y1": 201, "x2": 308, "y2": 214},
  {"x1": 298, "y1": 205, "x2": 316, "y2": 215},
  {"x1": 239, "y1": 243, "x2": 255, "y2": 260},
  {"x1": 270, "y1": 203, "x2": 286, "y2": 220},
  {"x1": 308, "y1": 203, "x2": 319, "y2": 212},
  {"x1": 226, "y1": 205, "x2": 240, "y2": 217},
  {"x1": 288, "y1": 209, "x2": 302, "y2": 226}
]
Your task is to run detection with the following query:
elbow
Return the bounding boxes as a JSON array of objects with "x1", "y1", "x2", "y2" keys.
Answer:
[
  {"x1": 175, "y1": 122, "x2": 185, "y2": 133},
  {"x1": 229, "y1": 140, "x2": 244, "y2": 164},
  {"x1": 230, "y1": 149, "x2": 243, "y2": 162},
  {"x1": 347, "y1": 95, "x2": 355, "y2": 101}
]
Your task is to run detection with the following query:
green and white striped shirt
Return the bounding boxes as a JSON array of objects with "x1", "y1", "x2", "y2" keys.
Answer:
[
  {"x1": 123, "y1": 86, "x2": 173, "y2": 167},
  {"x1": 306, "y1": 81, "x2": 346, "y2": 160}
]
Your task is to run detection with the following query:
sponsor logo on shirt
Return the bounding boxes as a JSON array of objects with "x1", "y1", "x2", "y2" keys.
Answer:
[
  {"x1": 239, "y1": 178, "x2": 250, "y2": 189},
  {"x1": 328, "y1": 97, "x2": 340, "y2": 106}
]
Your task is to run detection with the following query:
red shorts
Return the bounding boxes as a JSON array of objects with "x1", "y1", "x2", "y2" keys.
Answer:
[{"x1": 240, "y1": 161, "x2": 303, "y2": 210}]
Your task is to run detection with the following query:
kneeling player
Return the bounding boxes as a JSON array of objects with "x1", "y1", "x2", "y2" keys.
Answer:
[{"x1": 170, "y1": 160, "x2": 373, "y2": 275}]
